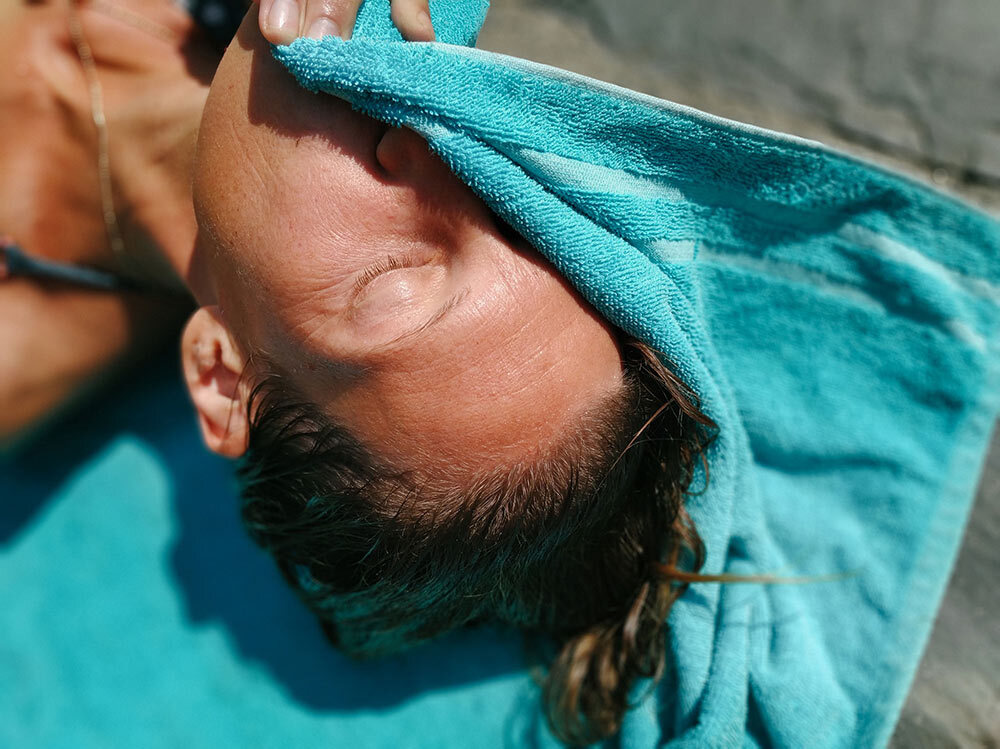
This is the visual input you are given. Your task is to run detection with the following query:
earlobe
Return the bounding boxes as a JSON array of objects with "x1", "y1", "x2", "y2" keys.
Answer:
[{"x1": 181, "y1": 307, "x2": 250, "y2": 458}]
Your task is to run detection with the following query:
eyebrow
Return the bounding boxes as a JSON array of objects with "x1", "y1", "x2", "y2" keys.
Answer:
[{"x1": 366, "y1": 286, "x2": 471, "y2": 355}]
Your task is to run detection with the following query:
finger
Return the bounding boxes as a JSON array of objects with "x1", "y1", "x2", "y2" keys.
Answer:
[
  {"x1": 300, "y1": 0, "x2": 362, "y2": 41},
  {"x1": 258, "y1": 0, "x2": 301, "y2": 45},
  {"x1": 258, "y1": 0, "x2": 362, "y2": 44},
  {"x1": 390, "y1": 0, "x2": 435, "y2": 42}
]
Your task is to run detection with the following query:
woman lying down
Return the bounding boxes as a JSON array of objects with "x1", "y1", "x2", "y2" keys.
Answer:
[
  {"x1": 7, "y1": 0, "x2": 998, "y2": 746},
  {"x1": 190, "y1": 8, "x2": 718, "y2": 746},
  {"x1": 2, "y1": 0, "x2": 714, "y2": 744}
]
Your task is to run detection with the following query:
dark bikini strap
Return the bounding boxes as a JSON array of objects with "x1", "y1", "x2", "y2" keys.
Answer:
[{"x1": 1, "y1": 239, "x2": 141, "y2": 292}]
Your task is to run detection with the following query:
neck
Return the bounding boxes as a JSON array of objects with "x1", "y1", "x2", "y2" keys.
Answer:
[{"x1": 77, "y1": 0, "x2": 221, "y2": 296}]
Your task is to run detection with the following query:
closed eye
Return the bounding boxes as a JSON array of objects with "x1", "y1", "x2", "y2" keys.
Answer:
[{"x1": 352, "y1": 254, "x2": 412, "y2": 297}]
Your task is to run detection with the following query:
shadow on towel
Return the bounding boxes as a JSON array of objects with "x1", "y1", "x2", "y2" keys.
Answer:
[{"x1": 0, "y1": 351, "x2": 522, "y2": 714}]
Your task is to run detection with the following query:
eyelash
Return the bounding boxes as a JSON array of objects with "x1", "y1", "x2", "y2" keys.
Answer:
[{"x1": 352, "y1": 254, "x2": 410, "y2": 296}]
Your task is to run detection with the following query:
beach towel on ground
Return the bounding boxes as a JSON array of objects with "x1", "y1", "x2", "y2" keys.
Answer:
[
  {"x1": 271, "y1": 0, "x2": 1000, "y2": 745},
  {"x1": 2, "y1": 2, "x2": 998, "y2": 748}
]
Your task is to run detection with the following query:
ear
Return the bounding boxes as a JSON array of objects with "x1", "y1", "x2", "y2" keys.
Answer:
[{"x1": 181, "y1": 307, "x2": 251, "y2": 458}]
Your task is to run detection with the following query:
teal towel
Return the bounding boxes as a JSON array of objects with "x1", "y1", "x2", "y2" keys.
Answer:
[
  {"x1": 3, "y1": 4, "x2": 998, "y2": 749},
  {"x1": 0, "y1": 361, "x2": 553, "y2": 748},
  {"x1": 272, "y1": 0, "x2": 1000, "y2": 746}
]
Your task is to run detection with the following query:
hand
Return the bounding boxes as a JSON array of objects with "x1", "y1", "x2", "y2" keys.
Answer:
[{"x1": 258, "y1": 0, "x2": 435, "y2": 45}]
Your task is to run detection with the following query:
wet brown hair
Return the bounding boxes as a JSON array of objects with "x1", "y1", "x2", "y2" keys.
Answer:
[{"x1": 238, "y1": 336, "x2": 717, "y2": 746}]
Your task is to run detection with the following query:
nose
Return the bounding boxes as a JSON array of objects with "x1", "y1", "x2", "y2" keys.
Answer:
[
  {"x1": 375, "y1": 125, "x2": 444, "y2": 177},
  {"x1": 373, "y1": 123, "x2": 511, "y2": 248}
]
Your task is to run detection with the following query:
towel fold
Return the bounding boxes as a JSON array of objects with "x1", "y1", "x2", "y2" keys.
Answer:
[{"x1": 273, "y1": 1, "x2": 1000, "y2": 745}]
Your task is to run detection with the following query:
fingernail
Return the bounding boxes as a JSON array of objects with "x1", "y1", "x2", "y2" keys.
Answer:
[
  {"x1": 307, "y1": 17, "x2": 341, "y2": 39},
  {"x1": 266, "y1": 0, "x2": 298, "y2": 40}
]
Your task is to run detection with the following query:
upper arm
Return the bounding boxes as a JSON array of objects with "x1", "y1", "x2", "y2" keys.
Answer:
[{"x1": 0, "y1": 279, "x2": 190, "y2": 445}]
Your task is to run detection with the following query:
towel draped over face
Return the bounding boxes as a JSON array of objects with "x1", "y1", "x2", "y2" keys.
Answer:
[{"x1": 273, "y1": 1, "x2": 1000, "y2": 745}]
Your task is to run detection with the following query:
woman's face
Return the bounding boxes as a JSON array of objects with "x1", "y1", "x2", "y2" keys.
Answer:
[{"x1": 189, "y1": 13, "x2": 623, "y2": 476}]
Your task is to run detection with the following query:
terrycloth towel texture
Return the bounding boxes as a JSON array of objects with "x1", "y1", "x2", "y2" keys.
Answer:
[
  {"x1": 271, "y1": 0, "x2": 1000, "y2": 746},
  {"x1": 0, "y1": 360, "x2": 557, "y2": 749},
  {"x1": 2, "y1": 5, "x2": 999, "y2": 749}
]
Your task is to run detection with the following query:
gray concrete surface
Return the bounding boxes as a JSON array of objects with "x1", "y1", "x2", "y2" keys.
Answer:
[
  {"x1": 482, "y1": 0, "x2": 1000, "y2": 214},
  {"x1": 895, "y1": 435, "x2": 1000, "y2": 747},
  {"x1": 479, "y1": 3, "x2": 999, "y2": 745}
]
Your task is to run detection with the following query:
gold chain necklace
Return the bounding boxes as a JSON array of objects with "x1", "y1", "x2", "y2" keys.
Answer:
[{"x1": 65, "y1": 0, "x2": 127, "y2": 261}]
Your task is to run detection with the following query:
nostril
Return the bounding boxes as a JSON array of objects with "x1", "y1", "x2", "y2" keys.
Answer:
[
  {"x1": 374, "y1": 125, "x2": 401, "y2": 173},
  {"x1": 374, "y1": 125, "x2": 433, "y2": 175}
]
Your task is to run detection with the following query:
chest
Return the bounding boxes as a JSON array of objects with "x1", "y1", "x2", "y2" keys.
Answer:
[{"x1": 0, "y1": 5, "x2": 109, "y2": 267}]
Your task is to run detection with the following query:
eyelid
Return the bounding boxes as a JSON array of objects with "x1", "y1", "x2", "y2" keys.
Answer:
[
  {"x1": 352, "y1": 254, "x2": 408, "y2": 297},
  {"x1": 351, "y1": 252, "x2": 435, "y2": 299}
]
